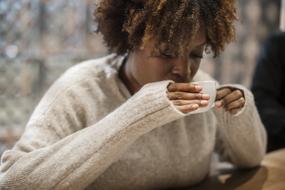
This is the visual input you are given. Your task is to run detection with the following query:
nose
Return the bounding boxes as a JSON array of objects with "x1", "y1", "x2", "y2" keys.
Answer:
[{"x1": 171, "y1": 57, "x2": 190, "y2": 81}]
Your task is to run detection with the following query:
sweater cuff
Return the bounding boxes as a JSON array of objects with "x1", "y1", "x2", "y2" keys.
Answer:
[{"x1": 112, "y1": 80, "x2": 185, "y2": 134}]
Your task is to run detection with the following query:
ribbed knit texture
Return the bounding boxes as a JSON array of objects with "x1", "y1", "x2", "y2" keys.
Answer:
[{"x1": 0, "y1": 54, "x2": 266, "y2": 190}]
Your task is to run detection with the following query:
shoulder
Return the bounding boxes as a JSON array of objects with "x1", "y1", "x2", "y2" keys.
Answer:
[
  {"x1": 46, "y1": 53, "x2": 124, "y2": 98},
  {"x1": 59, "y1": 54, "x2": 120, "y2": 85},
  {"x1": 31, "y1": 54, "x2": 122, "y2": 113},
  {"x1": 28, "y1": 54, "x2": 122, "y2": 125},
  {"x1": 44, "y1": 54, "x2": 124, "y2": 96}
]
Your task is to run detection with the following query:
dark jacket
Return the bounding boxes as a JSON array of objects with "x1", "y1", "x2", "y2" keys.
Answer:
[{"x1": 251, "y1": 32, "x2": 285, "y2": 152}]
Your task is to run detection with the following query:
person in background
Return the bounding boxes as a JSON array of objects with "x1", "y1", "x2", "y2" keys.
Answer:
[
  {"x1": 0, "y1": 0, "x2": 266, "y2": 189},
  {"x1": 251, "y1": 0, "x2": 285, "y2": 152}
]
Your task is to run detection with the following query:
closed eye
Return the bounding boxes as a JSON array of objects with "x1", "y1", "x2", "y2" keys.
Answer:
[
  {"x1": 189, "y1": 53, "x2": 203, "y2": 59},
  {"x1": 160, "y1": 52, "x2": 176, "y2": 59}
]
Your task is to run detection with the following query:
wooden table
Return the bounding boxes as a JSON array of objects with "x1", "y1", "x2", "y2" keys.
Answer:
[{"x1": 188, "y1": 149, "x2": 285, "y2": 190}]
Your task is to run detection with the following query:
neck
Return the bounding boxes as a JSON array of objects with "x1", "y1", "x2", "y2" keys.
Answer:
[{"x1": 119, "y1": 54, "x2": 142, "y2": 95}]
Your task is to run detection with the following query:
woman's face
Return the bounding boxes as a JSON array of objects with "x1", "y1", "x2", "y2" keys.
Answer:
[{"x1": 127, "y1": 26, "x2": 206, "y2": 86}]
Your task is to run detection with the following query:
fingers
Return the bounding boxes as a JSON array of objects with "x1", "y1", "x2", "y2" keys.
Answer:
[
  {"x1": 168, "y1": 83, "x2": 202, "y2": 93},
  {"x1": 222, "y1": 89, "x2": 244, "y2": 105},
  {"x1": 167, "y1": 82, "x2": 213, "y2": 114},
  {"x1": 176, "y1": 104, "x2": 200, "y2": 114},
  {"x1": 167, "y1": 91, "x2": 210, "y2": 100},
  {"x1": 230, "y1": 108, "x2": 242, "y2": 115},
  {"x1": 225, "y1": 97, "x2": 245, "y2": 111},
  {"x1": 215, "y1": 100, "x2": 223, "y2": 108},
  {"x1": 172, "y1": 99, "x2": 209, "y2": 107},
  {"x1": 215, "y1": 88, "x2": 245, "y2": 114},
  {"x1": 216, "y1": 88, "x2": 232, "y2": 101},
  {"x1": 171, "y1": 99, "x2": 209, "y2": 114}
]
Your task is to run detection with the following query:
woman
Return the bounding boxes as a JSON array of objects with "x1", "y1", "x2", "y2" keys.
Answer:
[{"x1": 0, "y1": 0, "x2": 266, "y2": 189}]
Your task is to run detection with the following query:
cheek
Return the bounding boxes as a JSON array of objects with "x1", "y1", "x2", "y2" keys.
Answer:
[
  {"x1": 145, "y1": 58, "x2": 171, "y2": 73},
  {"x1": 133, "y1": 61, "x2": 167, "y2": 83},
  {"x1": 147, "y1": 63, "x2": 170, "y2": 81},
  {"x1": 154, "y1": 62, "x2": 173, "y2": 78},
  {"x1": 190, "y1": 62, "x2": 201, "y2": 76}
]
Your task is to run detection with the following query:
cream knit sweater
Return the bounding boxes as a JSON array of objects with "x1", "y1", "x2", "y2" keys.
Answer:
[{"x1": 0, "y1": 54, "x2": 266, "y2": 190}]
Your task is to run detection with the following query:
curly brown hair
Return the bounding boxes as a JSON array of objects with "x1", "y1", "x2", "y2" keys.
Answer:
[{"x1": 94, "y1": 0, "x2": 237, "y2": 57}]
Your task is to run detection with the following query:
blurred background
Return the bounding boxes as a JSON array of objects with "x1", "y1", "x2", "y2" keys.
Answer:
[{"x1": 0, "y1": 0, "x2": 282, "y2": 156}]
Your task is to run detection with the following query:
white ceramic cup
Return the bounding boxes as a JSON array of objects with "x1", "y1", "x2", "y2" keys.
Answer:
[{"x1": 187, "y1": 81, "x2": 217, "y2": 115}]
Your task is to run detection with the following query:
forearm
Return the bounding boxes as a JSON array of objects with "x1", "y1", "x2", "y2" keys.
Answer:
[
  {"x1": 214, "y1": 86, "x2": 267, "y2": 168},
  {"x1": 0, "y1": 81, "x2": 183, "y2": 190}
]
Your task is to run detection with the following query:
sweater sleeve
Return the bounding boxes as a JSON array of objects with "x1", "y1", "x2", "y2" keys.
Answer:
[
  {"x1": 214, "y1": 84, "x2": 267, "y2": 168},
  {"x1": 0, "y1": 79, "x2": 184, "y2": 190}
]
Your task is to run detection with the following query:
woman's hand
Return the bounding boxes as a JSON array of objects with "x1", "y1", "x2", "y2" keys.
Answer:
[
  {"x1": 167, "y1": 83, "x2": 210, "y2": 114},
  {"x1": 215, "y1": 87, "x2": 245, "y2": 114}
]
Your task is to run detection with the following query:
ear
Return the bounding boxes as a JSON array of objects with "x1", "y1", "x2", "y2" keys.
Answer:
[{"x1": 281, "y1": 0, "x2": 285, "y2": 31}]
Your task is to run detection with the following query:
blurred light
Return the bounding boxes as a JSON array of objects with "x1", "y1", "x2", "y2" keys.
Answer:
[
  {"x1": 13, "y1": 2, "x2": 21, "y2": 11},
  {"x1": 0, "y1": 2, "x2": 8, "y2": 15},
  {"x1": 5, "y1": 45, "x2": 18, "y2": 59}
]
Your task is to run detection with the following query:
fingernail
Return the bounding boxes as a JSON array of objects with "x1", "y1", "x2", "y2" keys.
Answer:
[
  {"x1": 215, "y1": 101, "x2": 222, "y2": 108},
  {"x1": 195, "y1": 85, "x2": 202, "y2": 90},
  {"x1": 192, "y1": 104, "x2": 199, "y2": 109},
  {"x1": 202, "y1": 94, "x2": 210, "y2": 99},
  {"x1": 201, "y1": 100, "x2": 208, "y2": 105}
]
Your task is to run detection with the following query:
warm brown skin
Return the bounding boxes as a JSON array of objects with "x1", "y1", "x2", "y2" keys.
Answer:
[
  {"x1": 120, "y1": 25, "x2": 245, "y2": 115},
  {"x1": 215, "y1": 87, "x2": 245, "y2": 114},
  {"x1": 95, "y1": 0, "x2": 244, "y2": 115},
  {"x1": 167, "y1": 83, "x2": 245, "y2": 115}
]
